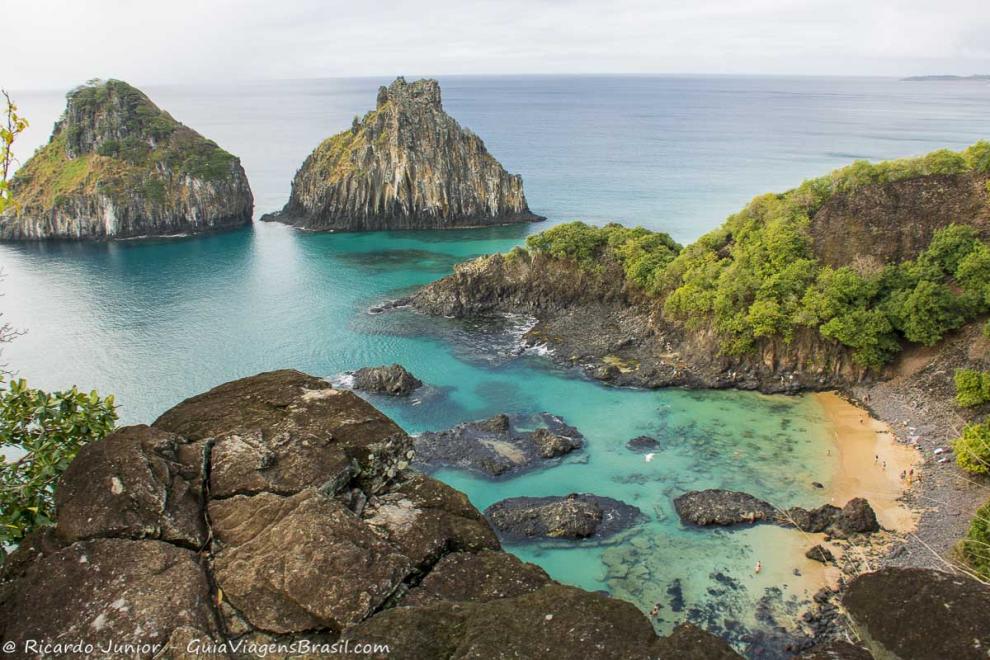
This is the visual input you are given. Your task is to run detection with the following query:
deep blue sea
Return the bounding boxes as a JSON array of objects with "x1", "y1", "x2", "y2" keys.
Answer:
[{"x1": 3, "y1": 76, "x2": 989, "y2": 654}]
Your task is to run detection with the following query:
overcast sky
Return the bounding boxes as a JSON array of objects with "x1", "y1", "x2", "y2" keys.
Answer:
[{"x1": 7, "y1": 0, "x2": 990, "y2": 90}]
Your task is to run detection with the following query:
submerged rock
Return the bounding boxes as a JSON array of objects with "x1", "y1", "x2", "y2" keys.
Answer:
[
  {"x1": 843, "y1": 567, "x2": 990, "y2": 660},
  {"x1": 413, "y1": 412, "x2": 584, "y2": 477},
  {"x1": 673, "y1": 489, "x2": 777, "y2": 526},
  {"x1": 0, "y1": 79, "x2": 252, "y2": 240},
  {"x1": 484, "y1": 494, "x2": 643, "y2": 542},
  {"x1": 1, "y1": 369, "x2": 739, "y2": 657},
  {"x1": 352, "y1": 364, "x2": 423, "y2": 396},
  {"x1": 626, "y1": 435, "x2": 661, "y2": 452},
  {"x1": 262, "y1": 77, "x2": 543, "y2": 231}
]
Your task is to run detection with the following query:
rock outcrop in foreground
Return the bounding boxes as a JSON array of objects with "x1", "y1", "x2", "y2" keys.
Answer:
[
  {"x1": 262, "y1": 77, "x2": 543, "y2": 231},
  {"x1": 0, "y1": 79, "x2": 253, "y2": 240},
  {"x1": 0, "y1": 370, "x2": 739, "y2": 659},
  {"x1": 484, "y1": 494, "x2": 643, "y2": 542}
]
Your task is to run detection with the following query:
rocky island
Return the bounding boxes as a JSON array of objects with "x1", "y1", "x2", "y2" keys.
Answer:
[
  {"x1": 261, "y1": 77, "x2": 543, "y2": 231},
  {"x1": 0, "y1": 79, "x2": 253, "y2": 241}
]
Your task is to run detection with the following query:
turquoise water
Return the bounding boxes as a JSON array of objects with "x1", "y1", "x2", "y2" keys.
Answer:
[{"x1": 4, "y1": 76, "x2": 990, "y2": 654}]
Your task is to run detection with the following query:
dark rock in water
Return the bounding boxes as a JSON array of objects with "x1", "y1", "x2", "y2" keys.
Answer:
[
  {"x1": 2, "y1": 369, "x2": 720, "y2": 653},
  {"x1": 530, "y1": 427, "x2": 583, "y2": 458},
  {"x1": 798, "y1": 639, "x2": 873, "y2": 659},
  {"x1": 626, "y1": 435, "x2": 661, "y2": 452},
  {"x1": 811, "y1": 481, "x2": 824, "y2": 489},
  {"x1": 653, "y1": 623, "x2": 742, "y2": 659},
  {"x1": 831, "y1": 497, "x2": 880, "y2": 536},
  {"x1": 367, "y1": 297, "x2": 412, "y2": 314},
  {"x1": 262, "y1": 77, "x2": 543, "y2": 231},
  {"x1": 805, "y1": 545, "x2": 834, "y2": 564},
  {"x1": 843, "y1": 567, "x2": 990, "y2": 660},
  {"x1": 484, "y1": 493, "x2": 643, "y2": 542},
  {"x1": 673, "y1": 489, "x2": 777, "y2": 526},
  {"x1": 786, "y1": 504, "x2": 841, "y2": 533},
  {"x1": 352, "y1": 363, "x2": 423, "y2": 396},
  {"x1": 413, "y1": 412, "x2": 584, "y2": 478},
  {"x1": 0, "y1": 79, "x2": 252, "y2": 241}
]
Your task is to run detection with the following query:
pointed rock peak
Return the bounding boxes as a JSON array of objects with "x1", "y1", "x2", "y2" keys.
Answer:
[
  {"x1": 377, "y1": 77, "x2": 442, "y2": 111},
  {"x1": 61, "y1": 79, "x2": 171, "y2": 158}
]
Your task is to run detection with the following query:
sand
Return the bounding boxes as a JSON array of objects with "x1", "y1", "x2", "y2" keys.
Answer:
[{"x1": 815, "y1": 391, "x2": 921, "y2": 534}]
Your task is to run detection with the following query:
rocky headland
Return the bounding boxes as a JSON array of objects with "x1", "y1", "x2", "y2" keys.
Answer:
[
  {"x1": 261, "y1": 77, "x2": 543, "y2": 231},
  {"x1": 0, "y1": 79, "x2": 253, "y2": 240}
]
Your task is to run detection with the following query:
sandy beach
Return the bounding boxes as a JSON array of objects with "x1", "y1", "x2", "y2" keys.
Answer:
[{"x1": 815, "y1": 391, "x2": 921, "y2": 534}]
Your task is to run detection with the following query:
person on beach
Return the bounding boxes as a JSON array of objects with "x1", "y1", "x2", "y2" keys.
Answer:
[{"x1": 874, "y1": 454, "x2": 878, "y2": 464}]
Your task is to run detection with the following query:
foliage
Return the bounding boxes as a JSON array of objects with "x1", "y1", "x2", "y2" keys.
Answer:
[
  {"x1": 954, "y1": 419, "x2": 990, "y2": 475},
  {"x1": 0, "y1": 90, "x2": 29, "y2": 214},
  {"x1": 522, "y1": 143, "x2": 990, "y2": 366},
  {"x1": 9, "y1": 79, "x2": 236, "y2": 213},
  {"x1": 954, "y1": 369, "x2": 990, "y2": 408},
  {"x1": 959, "y1": 498, "x2": 990, "y2": 581},
  {"x1": 0, "y1": 378, "x2": 117, "y2": 559},
  {"x1": 525, "y1": 222, "x2": 681, "y2": 294}
]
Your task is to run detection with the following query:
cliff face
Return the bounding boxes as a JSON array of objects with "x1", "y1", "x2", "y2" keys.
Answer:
[
  {"x1": 264, "y1": 77, "x2": 543, "y2": 231},
  {"x1": 414, "y1": 252, "x2": 862, "y2": 393},
  {"x1": 0, "y1": 79, "x2": 253, "y2": 240},
  {"x1": 810, "y1": 172, "x2": 990, "y2": 269}
]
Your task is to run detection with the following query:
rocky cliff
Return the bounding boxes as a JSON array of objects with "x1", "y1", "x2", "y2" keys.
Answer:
[
  {"x1": 262, "y1": 77, "x2": 543, "y2": 231},
  {"x1": 0, "y1": 370, "x2": 741, "y2": 659},
  {"x1": 0, "y1": 79, "x2": 253, "y2": 240}
]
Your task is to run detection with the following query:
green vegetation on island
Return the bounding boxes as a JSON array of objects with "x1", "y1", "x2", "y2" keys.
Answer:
[
  {"x1": 955, "y1": 369, "x2": 990, "y2": 408},
  {"x1": 10, "y1": 79, "x2": 238, "y2": 213},
  {"x1": 523, "y1": 142, "x2": 990, "y2": 367},
  {"x1": 959, "y1": 499, "x2": 990, "y2": 580}
]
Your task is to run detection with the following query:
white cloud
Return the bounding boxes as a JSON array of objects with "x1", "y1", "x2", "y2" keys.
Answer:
[{"x1": 6, "y1": 0, "x2": 990, "y2": 90}]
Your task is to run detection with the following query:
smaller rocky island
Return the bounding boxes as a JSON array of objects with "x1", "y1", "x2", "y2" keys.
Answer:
[
  {"x1": 262, "y1": 77, "x2": 543, "y2": 231},
  {"x1": 484, "y1": 494, "x2": 644, "y2": 542},
  {"x1": 413, "y1": 412, "x2": 584, "y2": 477},
  {"x1": 352, "y1": 364, "x2": 423, "y2": 396},
  {"x1": 0, "y1": 79, "x2": 253, "y2": 240}
]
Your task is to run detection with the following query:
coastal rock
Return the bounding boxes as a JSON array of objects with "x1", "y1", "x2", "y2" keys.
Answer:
[
  {"x1": 54, "y1": 424, "x2": 207, "y2": 548},
  {"x1": 673, "y1": 489, "x2": 777, "y2": 526},
  {"x1": 3, "y1": 370, "x2": 723, "y2": 657},
  {"x1": 786, "y1": 504, "x2": 842, "y2": 533},
  {"x1": 352, "y1": 364, "x2": 423, "y2": 396},
  {"x1": 413, "y1": 412, "x2": 584, "y2": 477},
  {"x1": 805, "y1": 545, "x2": 834, "y2": 564},
  {"x1": 401, "y1": 550, "x2": 552, "y2": 606},
  {"x1": 0, "y1": 538, "x2": 219, "y2": 653},
  {"x1": 0, "y1": 79, "x2": 252, "y2": 240},
  {"x1": 626, "y1": 435, "x2": 661, "y2": 452},
  {"x1": 798, "y1": 640, "x2": 874, "y2": 659},
  {"x1": 153, "y1": 369, "x2": 412, "y2": 496},
  {"x1": 843, "y1": 567, "x2": 990, "y2": 660},
  {"x1": 262, "y1": 77, "x2": 542, "y2": 231},
  {"x1": 831, "y1": 497, "x2": 880, "y2": 536},
  {"x1": 209, "y1": 488, "x2": 413, "y2": 633},
  {"x1": 653, "y1": 623, "x2": 743, "y2": 659},
  {"x1": 483, "y1": 494, "x2": 643, "y2": 542}
]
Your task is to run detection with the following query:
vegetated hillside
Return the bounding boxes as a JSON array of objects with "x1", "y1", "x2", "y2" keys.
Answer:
[
  {"x1": 1, "y1": 79, "x2": 253, "y2": 240},
  {"x1": 528, "y1": 142, "x2": 990, "y2": 368}
]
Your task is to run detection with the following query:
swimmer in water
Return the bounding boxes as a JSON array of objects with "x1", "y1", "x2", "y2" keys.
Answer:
[{"x1": 755, "y1": 561, "x2": 762, "y2": 574}]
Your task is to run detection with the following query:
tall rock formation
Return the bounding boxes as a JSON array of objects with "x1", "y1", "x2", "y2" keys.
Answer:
[
  {"x1": 0, "y1": 79, "x2": 253, "y2": 240},
  {"x1": 263, "y1": 77, "x2": 543, "y2": 231}
]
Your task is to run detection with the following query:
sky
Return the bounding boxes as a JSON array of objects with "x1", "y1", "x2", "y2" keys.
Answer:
[{"x1": 6, "y1": 0, "x2": 990, "y2": 90}]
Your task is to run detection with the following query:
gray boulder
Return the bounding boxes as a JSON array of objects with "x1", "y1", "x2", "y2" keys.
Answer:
[
  {"x1": 484, "y1": 494, "x2": 643, "y2": 542},
  {"x1": 352, "y1": 364, "x2": 423, "y2": 396}
]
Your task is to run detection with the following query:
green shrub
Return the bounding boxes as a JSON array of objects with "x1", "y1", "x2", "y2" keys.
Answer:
[
  {"x1": 959, "y1": 498, "x2": 990, "y2": 580},
  {"x1": 955, "y1": 369, "x2": 990, "y2": 408},
  {"x1": 0, "y1": 378, "x2": 117, "y2": 559},
  {"x1": 955, "y1": 419, "x2": 990, "y2": 475}
]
